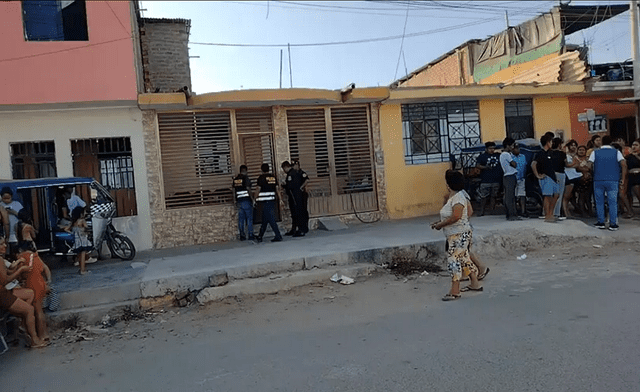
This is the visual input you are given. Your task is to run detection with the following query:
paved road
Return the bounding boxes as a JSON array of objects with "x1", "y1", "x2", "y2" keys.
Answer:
[{"x1": 2, "y1": 240, "x2": 639, "y2": 392}]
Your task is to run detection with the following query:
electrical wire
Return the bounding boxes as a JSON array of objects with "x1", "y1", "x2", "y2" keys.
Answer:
[
  {"x1": 0, "y1": 37, "x2": 132, "y2": 64},
  {"x1": 105, "y1": 1, "x2": 131, "y2": 36},
  {"x1": 190, "y1": 17, "x2": 501, "y2": 48},
  {"x1": 393, "y1": 2, "x2": 411, "y2": 81}
]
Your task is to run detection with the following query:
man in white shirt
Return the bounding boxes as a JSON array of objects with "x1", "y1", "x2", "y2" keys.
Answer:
[
  {"x1": 0, "y1": 187, "x2": 24, "y2": 253},
  {"x1": 500, "y1": 137, "x2": 521, "y2": 221}
]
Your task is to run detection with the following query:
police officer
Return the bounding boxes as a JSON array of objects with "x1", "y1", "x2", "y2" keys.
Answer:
[
  {"x1": 281, "y1": 161, "x2": 297, "y2": 236},
  {"x1": 233, "y1": 165, "x2": 254, "y2": 241},
  {"x1": 291, "y1": 160, "x2": 309, "y2": 236},
  {"x1": 254, "y1": 163, "x2": 283, "y2": 243}
]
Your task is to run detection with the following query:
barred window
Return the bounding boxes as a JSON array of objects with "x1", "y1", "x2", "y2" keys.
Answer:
[
  {"x1": 157, "y1": 111, "x2": 234, "y2": 209},
  {"x1": 401, "y1": 101, "x2": 481, "y2": 164},
  {"x1": 11, "y1": 141, "x2": 57, "y2": 179},
  {"x1": 505, "y1": 99, "x2": 534, "y2": 140},
  {"x1": 71, "y1": 137, "x2": 137, "y2": 216}
]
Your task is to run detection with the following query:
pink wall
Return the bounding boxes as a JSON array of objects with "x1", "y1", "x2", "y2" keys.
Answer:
[
  {"x1": 569, "y1": 94, "x2": 635, "y2": 145},
  {"x1": 0, "y1": 1, "x2": 138, "y2": 105}
]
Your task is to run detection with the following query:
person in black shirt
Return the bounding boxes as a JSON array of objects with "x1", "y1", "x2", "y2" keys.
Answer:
[
  {"x1": 476, "y1": 142, "x2": 503, "y2": 216},
  {"x1": 281, "y1": 161, "x2": 297, "y2": 236},
  {"x1": 532, "y1": 134, "x2": 560, "y2": 222},
  {"x1": 254, "y1": 163, "x2": 283, "y2": 243},
  {"x1": 282, "y1": 160, "x2": 310, "y2": 237},
  {"x1": 233, "y1": 165, "x2": 254, "y2": 241}
]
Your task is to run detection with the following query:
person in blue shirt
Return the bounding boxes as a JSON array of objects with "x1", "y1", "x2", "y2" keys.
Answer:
[
  {"x1": 512, "y1": 144, "x2": 529, "y2": 217},
  {"x1": 588, "y1": 135, "x2": 627, "y2": 231}
]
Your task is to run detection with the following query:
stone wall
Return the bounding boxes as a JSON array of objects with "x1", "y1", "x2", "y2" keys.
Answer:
[{"x1": 139, "y1": 18, "x2": 192, "y2": 94}]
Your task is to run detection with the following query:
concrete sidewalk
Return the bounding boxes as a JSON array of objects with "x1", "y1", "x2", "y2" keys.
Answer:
[{"x1": 49, "y1": 215, "x2": 640, "y2": 322}]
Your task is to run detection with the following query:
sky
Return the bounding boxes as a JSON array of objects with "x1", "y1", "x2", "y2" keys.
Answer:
[{"x1": 140, "y1": 1, "x2": 633, "y2": 94}]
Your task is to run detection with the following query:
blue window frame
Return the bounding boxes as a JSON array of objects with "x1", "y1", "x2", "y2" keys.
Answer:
[{"x1": 22, "y1": 0, "x2": 88, "y2": 41}]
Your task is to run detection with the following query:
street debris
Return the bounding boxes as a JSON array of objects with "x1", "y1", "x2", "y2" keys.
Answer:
[
  {"x1": 130, "y1": 262, "x2": 146, "y2": 269},
  {"x1": 330, "y1": 273, "x2": 355, "y2": 285},
  {"x1": 420, "y1": 271, "x2": 430, "y2": 276},
  {"x1": 517, "y1": 254, "x2": 528, "y2": 260},
  {"x1": 385, "y1": 250, "x2": 443, "y2": 277},
  {"x1": 593, "y1": 244, "x2": 603, "y2": 249}
]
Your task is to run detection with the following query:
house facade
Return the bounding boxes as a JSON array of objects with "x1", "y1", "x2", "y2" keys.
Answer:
[{"x1": 0, "y1": 0, "x2": 153, "y2": 251}]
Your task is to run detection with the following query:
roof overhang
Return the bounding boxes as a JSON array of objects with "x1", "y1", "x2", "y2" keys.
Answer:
[
  {"x1": 385, "y1": 82, "x2": 585, "y2": 104},
  {"x1": 586, "y1": 80, "x2": 633, "y2": 94},
  {"x1": 139, "y1": 87, "x2": 390, "y2": 110},
  {"x1": 559, "y1": 4, "x2": 629, "y2": 35}
]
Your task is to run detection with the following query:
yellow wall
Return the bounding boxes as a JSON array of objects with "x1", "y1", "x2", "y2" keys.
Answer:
[
  {"x1": 479, "y1": 99, "x2": 506, "y2": 142},
  {"x1": 479, "y1": 53, "x2": 559, "y2": 85},
  {"x1": 533, "y1": 97, "x2": 572, "y2": 140},
  {"x1": 379, "y1": 104, "x2": 449, "y2": 219}
]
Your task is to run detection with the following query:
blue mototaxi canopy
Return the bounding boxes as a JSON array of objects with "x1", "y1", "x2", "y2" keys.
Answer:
[
  {"x1": 459, "y1": 138, "x2": 542, "y2": 154},
  {"x1": 0, "y1": 177, "x2": 95, "y2": 193}
]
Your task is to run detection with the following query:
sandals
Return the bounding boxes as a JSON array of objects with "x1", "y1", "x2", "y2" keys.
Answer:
[
  {"x1": 441, "y1": 293, "x2": 461, "y2": 301},
  {"x1": 478, "y1": 267, "x2": 490, "y2": 281},
  {"x1": 460, "y1": 286, "x2": 483, "y2": 292}
]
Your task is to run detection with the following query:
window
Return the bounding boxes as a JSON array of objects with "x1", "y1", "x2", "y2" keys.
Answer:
[
  {"x1": 505, "y1": 99, "x2": 534, "y2": 140},
  {"x1": 11, "y1": 141, "x2": 57, "y2": 179},
  {"x1": 157, "y1": 111, "x2": 234, "y2": 209},
  {"x1": 71, "y1": 137, "x2": 137, "y2": 217},
  {"x1": 401, "y1": 101, "x2": 481, "y2": 164},
  {"x1": 22, "y1": 0, "x2": 88, "y2": 41}
]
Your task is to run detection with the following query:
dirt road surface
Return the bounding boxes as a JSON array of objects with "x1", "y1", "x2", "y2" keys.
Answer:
[{"x1": 2, "y1": 238, "x2": 639, "y2": 392}]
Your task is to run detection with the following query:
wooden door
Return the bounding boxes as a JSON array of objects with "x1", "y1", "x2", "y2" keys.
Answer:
[{"x1": 287, "y1": 106, "x2": 377, "y2": 217}]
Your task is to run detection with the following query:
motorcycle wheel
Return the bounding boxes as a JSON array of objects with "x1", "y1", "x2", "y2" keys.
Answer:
[{"x1": 108, "y1": 233, "x2": 136, "y2": 261}]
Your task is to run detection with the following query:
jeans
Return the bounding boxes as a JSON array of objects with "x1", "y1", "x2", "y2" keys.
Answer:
[
  {"x1": 258, "y1": 201, "x2": 282, "y2": 240},
  {"x1": 503, "y1": 174, "x2": 517, "y2": 219},
  {"x1": 594, "y1": 181, "x2": 618, "y2": 225},
  {"x1": 553, "y1": 173, "x2": 566, "y2": 217},
  {"x1": 237, "y1": 200, "x2": 254, "y2": 239}
]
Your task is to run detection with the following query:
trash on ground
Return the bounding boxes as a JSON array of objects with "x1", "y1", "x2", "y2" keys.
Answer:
[
  {"x1": 330, "y1": 273, "x2": 355, "y2": 285},
  {"x1": 385, "y1": 251, "x2": 442, "y2": 277},
  {"x1": 517, "y1": 254, "x2": 527, "y2": 260},
  {"x1": 593, "y1": 244, "x2": 603, "y2": 249},
  {"x1": 130, "y1": 262, "x2": 146, "y2": 269},
  {"x1": 420, "y1": 271, "x2": 429, "y2": 276}
]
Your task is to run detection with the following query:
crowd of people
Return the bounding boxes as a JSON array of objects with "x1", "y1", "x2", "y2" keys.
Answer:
[
  {"x1": 474, "y1": 133, "x2": 640, "y2": 229},
  {"x1": 0, "y1": 186, "x2": 96, "y2": 350},
  {"x1": 233, "y1": 160, "x2": 309, "y2": 243},
  {"x1": 434, "y1": 132, "x2": 639, "y2": 301}
]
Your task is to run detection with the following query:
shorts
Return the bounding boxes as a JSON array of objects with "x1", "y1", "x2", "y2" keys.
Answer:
[
  {"x1": 477, "y1": 182, "x2": 500, "y2": 199},
  {"x1": 515, "y1": 178, "x2": 526, "y2": 197},
  {"x1": 539, "y1": 177, "x2": 560, "y2": 196},
  {"x1": 73, "y1": 246, "x2": 93, "y2": 253},
  {"x1": 0, "y1": 287, "x2": 18, "y2": 310}
]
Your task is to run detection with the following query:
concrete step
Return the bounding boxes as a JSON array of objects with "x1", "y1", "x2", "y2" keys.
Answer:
[
  {"x1": 197, "y1": 264, "x2": 380, "y2": 304},
  {"x1": 317, "y1": 217, "x2": 349, "y2": 231},
  {"x1": 48, "y1": 300, "x2": 140, "y2": 325},
  {"x1": 58, "y1": 281, "x2": 141, "y2": 311}
]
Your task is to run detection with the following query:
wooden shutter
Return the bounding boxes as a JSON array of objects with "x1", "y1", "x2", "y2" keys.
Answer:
[
  {"x1": 235, "y1": 109, "x2": 273, "y2": 135},
  {"x1": 330, "y1": 107, "x2": 374, "y2": 195},
  {"x1": 158, "y1": 111, "x2": 234, "y2": 209}
]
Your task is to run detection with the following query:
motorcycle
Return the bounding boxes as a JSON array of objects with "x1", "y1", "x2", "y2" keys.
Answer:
[{"x1": 0, "y1": 177, "x2": 136, "y2": 262}]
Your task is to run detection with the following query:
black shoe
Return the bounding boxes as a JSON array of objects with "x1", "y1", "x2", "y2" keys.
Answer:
[
  {"x1": 284, "y1": 231, "x2": 295, "y2": 236},
  {"x1": 594, "y1": 222, "x2": 606, "y2": 229},
  {"x1": 255, "y1": 236, "x2": 263, "y2": 243},
  {"x1": 249, "y1": 236, "x2": 255, "y2": 241},
  {"x1": 293, "y1": 232, "x2": 305, "y2": 237},
  {"x1": 271, "y1": 237, "x2": 283, "y2": 242},
  {"x1": 239, "y1": 236, "x2": 246, "y2": 241}
]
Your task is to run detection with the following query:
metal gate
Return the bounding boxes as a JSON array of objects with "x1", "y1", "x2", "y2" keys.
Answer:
[
  {"x1": 236, "y1": 109, "x2": 279, "y2": 222},
  {"x1": 287, "y1": 106, "x2": 377, "y2": 217}
]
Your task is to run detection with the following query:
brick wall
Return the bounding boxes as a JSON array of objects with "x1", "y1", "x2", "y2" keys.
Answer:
[
  {"x1": 400, "y1": 54, "x2": 462, "y2": 87},
  {"x1": 139, "y1": 18, "x2": 192, "y2": 94}
]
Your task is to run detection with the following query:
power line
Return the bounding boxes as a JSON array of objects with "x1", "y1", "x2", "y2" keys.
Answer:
[
  {"x1": 0, "y1": 37, "x2": 132, "y2": 64},
  {"x1": 105, "y1": 1, "x2": 131, "y2": 36},
  {"x1": 190, "y1": 17, "x2": 501, "y2": 48},
  {"x1": 394, "y1": 2, "x2": 411, "y2": 80}
]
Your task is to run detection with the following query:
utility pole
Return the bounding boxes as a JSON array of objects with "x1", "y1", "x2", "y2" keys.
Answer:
[
  {"x1": 279, "y1": 49, "x2": 283, "y2": 89},
  {"x1": 631, "y1": 0, "x2": 640, "y2": 138},
  {"x1": 505, "y1": 11, "x2": 510, "y2": 29},
  {"x1": 288, "y1": 43, "x2": 293, "y2": 88}
]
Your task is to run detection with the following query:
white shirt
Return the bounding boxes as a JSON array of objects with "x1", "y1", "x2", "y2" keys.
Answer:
[
  {"x1": 565, "y1": 155, "x2": 582, "y2": 180},
  {"x1": 500, "y1": 151, "x2": 518, "y2": 176},
  {"x1": 439, "y1": 191, "x2": 471, "y2": 237},
  {"x1": 1, "y1": 200, "x2": 23, "y2": 243}
]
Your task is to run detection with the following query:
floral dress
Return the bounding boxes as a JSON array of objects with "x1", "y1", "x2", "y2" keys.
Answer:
[{"x1": 440, "y1": 191, "x2": 477, "y2": 282}]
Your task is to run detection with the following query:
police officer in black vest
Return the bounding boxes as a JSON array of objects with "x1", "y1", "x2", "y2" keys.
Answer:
[
  {"x1": 291, "y1": 160, "x2": 309, "y2": 235},
  {"x1": 233, "y1": 165, "x2": 254, "y2": 241},
  {"x1": 254, "y1": 163, "x2": 283, "y2": 243}
]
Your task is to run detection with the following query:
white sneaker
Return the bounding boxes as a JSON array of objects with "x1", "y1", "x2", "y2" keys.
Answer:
[{"x1": 74, "y1": 257, "x2": 97, "y2": 267}]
